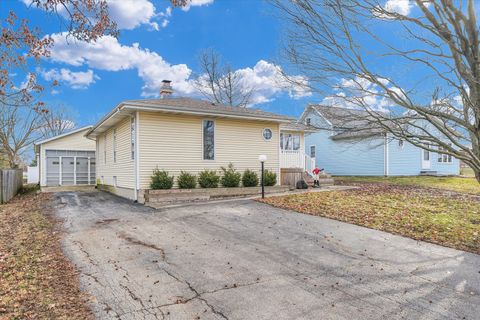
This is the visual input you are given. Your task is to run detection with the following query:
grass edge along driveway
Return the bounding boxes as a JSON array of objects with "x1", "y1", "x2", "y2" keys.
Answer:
[
  {"x1": 259, "y1": 183, "x2": 480, "y2": 255},
  {"x1": 336, "y1": 175, "x2": 480, "y2": 195}
]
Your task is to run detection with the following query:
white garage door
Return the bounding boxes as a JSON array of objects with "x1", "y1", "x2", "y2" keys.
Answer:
[{"x1": 45, "y1": 150, "x2": 96, "y2": 186}]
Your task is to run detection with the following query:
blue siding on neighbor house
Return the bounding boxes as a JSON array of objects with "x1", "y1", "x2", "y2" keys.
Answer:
[
  {"x1": 388, "y1": 139, "x2": 422, "y2": 176},
  {"x1": 430, "y1": 151, "x2": 461, "y2": 175},
  {"x1": 388, "y1": 139, "x2": 460, "y2": 175},
  {"x1": 304, "y1": 109, "x2": 460, "y2": 176},
  {"x1": 306, "y1": 130, "x2": 385, "y2": 176}
]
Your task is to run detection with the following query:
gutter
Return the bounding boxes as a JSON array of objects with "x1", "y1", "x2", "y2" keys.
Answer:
[{"x1": 86, "y1": 102, "x2": 293, "y2": 137}]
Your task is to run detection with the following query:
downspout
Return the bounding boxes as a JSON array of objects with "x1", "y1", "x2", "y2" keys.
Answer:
[
  {"x1": 384, "y1": 133, "x2": 389, "y2": 176},
  {"x1": 134, "y1": 111, "x2": 140, "y2": 202}
]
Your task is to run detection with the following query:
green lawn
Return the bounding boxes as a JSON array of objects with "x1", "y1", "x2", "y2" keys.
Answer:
[
  {"x1": 260, "y1": 183, "x2": 480, "y2": 254},
  {"x1": 461, "y1": 167, "x2": 475, "y2": 177},
  {"x1": 335, "y1": 175, "x2": 480, "y2": 195}
]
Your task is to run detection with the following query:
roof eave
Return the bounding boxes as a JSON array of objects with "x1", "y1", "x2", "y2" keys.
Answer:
[
  {"x1": 34, "y1": 126, "x2": 93, "y2": 146},
  {"x1": 87, "y1": 103, "x2": 293, "y2": 138}
]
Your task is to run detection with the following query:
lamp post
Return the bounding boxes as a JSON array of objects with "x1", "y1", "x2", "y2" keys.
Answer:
[{"x1": 258, "y1": 155, "x2": 267, "y2": 199}]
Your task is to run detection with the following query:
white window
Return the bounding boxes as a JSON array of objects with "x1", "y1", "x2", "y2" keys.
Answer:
[
  {"x1": 438, "y1": 145, "x2": 453, "y2": 163},
  {"x1": 131, "y1": 117, "x2": 135, "y2": 160},
  {"x1": 263, "y1": 128, "x2": 273, "y2": 141},
  {"x1": 203, "y1": 120, "x2": 215, "y2": 160},
  {"x1": 280, "y1": 133, "x2": 301, "y2": 151},
  {"x1": 310, "y1": 145, "x2": 316, "y2": 158},
  {"x1": 104, "y1": 135, "x2": 107, "y2": 164},
  {"x1": 113, "y1": 129, "x2": 117, "y2": 163}
]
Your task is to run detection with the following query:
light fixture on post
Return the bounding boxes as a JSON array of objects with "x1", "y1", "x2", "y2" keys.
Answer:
[{"x1": 258, "y1": 154, "x2": 267, "y2": 199}]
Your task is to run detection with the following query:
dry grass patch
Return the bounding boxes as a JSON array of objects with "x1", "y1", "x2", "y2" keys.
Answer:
[
  {"x1": 336, "y1": 176, "x2": 480, "y2": 195},
  {"x1": 259, "y1": 184, "x2": 480, "y2": 254},
  {"x1": 0, "y1": 188, "x2": 92, "y2": 319}
]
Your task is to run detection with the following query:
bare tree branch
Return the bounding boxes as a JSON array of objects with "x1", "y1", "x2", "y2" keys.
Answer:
[
  {"x1": 273, "y1": 0, "x2": 480, "y2": 181},
  {"x1": 193, "y1": 49, "x2": 254, "y2": 107}
]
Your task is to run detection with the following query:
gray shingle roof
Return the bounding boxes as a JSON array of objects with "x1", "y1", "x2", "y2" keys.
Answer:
[
  {"x1": 280, "y1": 121, "x2": 318, "y2": 132},
  {"x1": 310, "y1": 105, "x2": 386, "y2": 139},
  {"x1": 125, "y1": 97, "x2": 294, "y2": 121}
]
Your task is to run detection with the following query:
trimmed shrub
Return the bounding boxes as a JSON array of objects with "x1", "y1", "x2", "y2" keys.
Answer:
[
  {"x1": 220, "y1": 163, "x2": 241, "y2": 187},
  {"x1": 263, "y1": 169, "x2": 277, "y2": 186},
  {"x1": 150, "y1": 168, "x2": 174, "y2": 190},
  {"x1": 242, "y1": 169, "x2": 259, "y2": 187},
  {"x1": 198, "y1": 170, "x2": 220, "y2": 188},
  {"x1": 177, "y1": 171, "x2": 197, "y2": 189}
]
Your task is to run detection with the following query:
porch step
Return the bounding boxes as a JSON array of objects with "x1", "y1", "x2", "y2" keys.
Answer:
[{"x1": 420, "y1": 170, "x2": 438, "y2": 176}]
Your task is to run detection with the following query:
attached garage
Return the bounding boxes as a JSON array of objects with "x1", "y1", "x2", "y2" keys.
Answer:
[{"x1": 34, "y1": 126, "x2": 96, "y2": 187}]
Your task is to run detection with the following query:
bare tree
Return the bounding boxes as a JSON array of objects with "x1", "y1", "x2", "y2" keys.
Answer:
[
  {"x1": 0, "y1": 99, "x2": 46, "y2": 168},
  {"x1": 193, "y1": 49, "x2": 254, "y2": 107},
  {"x1": 273, "y1": 0, "x2": 480, "y2": 181},
  {"x1": 39, "y1": 104, "x2": 76, "y2": 138}
]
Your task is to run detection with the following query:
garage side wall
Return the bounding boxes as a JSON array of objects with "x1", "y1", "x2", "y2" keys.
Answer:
[
  {"x1": 96, "y1": 117, "x2": 135, "y2": 198},
  {"x1": 138, "y1": 112, "x2": 280, "y2": 189},
  {"x1": 40, "y1": 129, "x2": 96, "y2": 186}
]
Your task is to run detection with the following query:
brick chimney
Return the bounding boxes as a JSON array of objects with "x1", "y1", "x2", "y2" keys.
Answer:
[{"x1": 160, "y1": 80, "x2": 173, "y2": 98}]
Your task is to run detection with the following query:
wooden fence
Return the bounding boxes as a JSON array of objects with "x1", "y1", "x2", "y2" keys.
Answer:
[{"x1": 0, "y1": 169, "x2": 23, "y2": 204}]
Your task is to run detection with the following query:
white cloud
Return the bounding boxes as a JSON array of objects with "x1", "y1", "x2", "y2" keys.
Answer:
[
  {"x1": 39, "y1": 68, "x2": 99, "y2": 89},
  {"x1": 48, "y1": 33, "x2": 309, "y2": 105},
  {"x1": 48, "y1": 33, "x2": 194, "y2": 96},
  {"x1": 21, "y1": 0, "x2": 171, "y2": 31},
  {"x1": 320, "y1": 76, "x2": 405, "y2": 112},
  {"x1": 182, "y1": 0, "x2": 214, "y2": 11},
  {"x1": 106, "y1": 0, "x2": 157, "y2": 30},
  {"x1": 384, "y1": 0, "x2": 413, "y2": 15},
  {"x1": 233, "y1": 60, "x2": 311, "y2": 105}
]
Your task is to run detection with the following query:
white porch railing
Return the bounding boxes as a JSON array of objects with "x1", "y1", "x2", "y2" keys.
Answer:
[{"x1": 280, "y1": 150, "x2": 316, "y2": 173}]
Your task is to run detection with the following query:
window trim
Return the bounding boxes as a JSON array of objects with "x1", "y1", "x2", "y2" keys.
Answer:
[
  {"x1": 103, "y1": 134, "x2": 107, "y2": 164},
  {"x1": 280, "y1": 132, "x2": 301, "y2": 151},
  {"x1": 131, "y1": 116, "x2": 135, "y2": 161},
  {"x1": 113, "y1": 128, "x2": 117, "y2": 163},
  {"x1": 437, "y1": 145, "x2": 453, "y2": 164},
  {"x1": 262, "y1": 128, "x2": 273, "y2": 141},
  {"x1": 202, "y1": 119, "x2": 215, "y2": 161}
]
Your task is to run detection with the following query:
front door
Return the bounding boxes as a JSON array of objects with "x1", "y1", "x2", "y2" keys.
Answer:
[{"x1": 422, "y1": 147, "x2": 431, "y2": 169}]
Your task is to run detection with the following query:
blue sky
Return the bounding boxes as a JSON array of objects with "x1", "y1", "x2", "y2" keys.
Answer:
[{"x1": 5, "y1": 0, "x2": 318, "y2": 127}]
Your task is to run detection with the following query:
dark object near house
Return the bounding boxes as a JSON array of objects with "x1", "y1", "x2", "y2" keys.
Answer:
[{"x1": 296, "y1": 179, "x2": 308, "y2": 189}]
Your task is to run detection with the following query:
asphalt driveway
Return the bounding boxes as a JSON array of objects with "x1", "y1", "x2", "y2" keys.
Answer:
[{"x1": 54, "y1": 191, "x2": 480, "y2": 319}]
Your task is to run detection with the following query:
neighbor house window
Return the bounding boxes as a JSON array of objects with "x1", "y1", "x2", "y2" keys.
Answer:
[
  {"x1": 131, "y1": 117, "x2": 135, "y2": 160},
  {"x1": 398, "y1": 139, "x2": 404, "y2": 149},
  {"x1": 203, "y1": 120, "x2": 215, "y2": 160},
  {"x1": 280, "y1": 133, "x2": 301, "y2": 151},
  {"x1": 113, "y1": 129, "x2": 117, "y2": 163},
  {"x1": 310, "y1": 145, "x2": 316, "y2": 158},
  {"x1": 263, "y1": 128, "x2": 273, "y2": 141},
  {"x1": 438, "y1": 145, "x2": 453, "y2": 163},
  {"x1": 306, "y1": 118, "x2": 311, "y2": 126}
]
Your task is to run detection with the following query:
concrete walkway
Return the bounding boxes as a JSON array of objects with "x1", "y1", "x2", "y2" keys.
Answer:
[{"x1": 54, "y1": 190, "x2": 480, "y2": 319}]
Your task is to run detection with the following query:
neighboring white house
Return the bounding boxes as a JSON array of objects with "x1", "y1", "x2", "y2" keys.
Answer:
[
  {"x1": 34, "y1": 126, "x2": 96, "y2": 187},
  {"x1": 86, "y1": 81, "x2": 314, "y2": 201}
]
